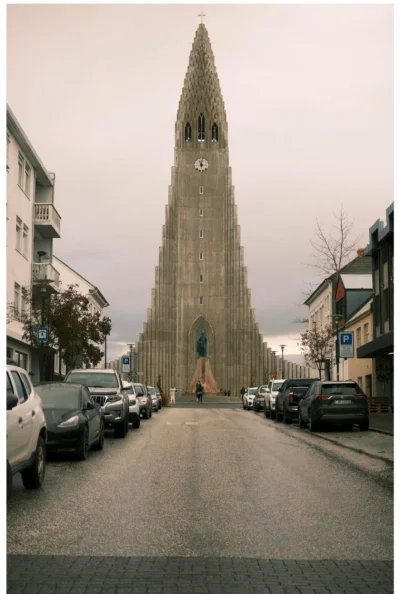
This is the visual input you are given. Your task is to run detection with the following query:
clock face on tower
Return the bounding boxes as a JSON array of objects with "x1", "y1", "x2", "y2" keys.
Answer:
[{"x1": 195, "y1": 158, "x2": 209, "y2": 172}]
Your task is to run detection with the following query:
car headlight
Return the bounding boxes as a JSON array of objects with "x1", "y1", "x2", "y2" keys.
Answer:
[{"x1": 57, "y1": 415, "x2": 79, "y2": 428}]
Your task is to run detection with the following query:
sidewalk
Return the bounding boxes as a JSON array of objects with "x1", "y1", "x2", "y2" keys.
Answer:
[{"x1": 369, "y1": 413, "x2": 394, "y2": 435}]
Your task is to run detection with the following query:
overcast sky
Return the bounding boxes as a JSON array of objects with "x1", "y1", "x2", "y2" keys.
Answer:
[{"x1": 6, "y1": 4, "x2": 393, "y2": 363}]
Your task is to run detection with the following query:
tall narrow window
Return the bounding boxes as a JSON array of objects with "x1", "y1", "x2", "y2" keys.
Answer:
[
  {"x1": 21, "y1": 288, "x2": 28, "y2": 314},
  {"x1": 198, "y1": 113, "x2": 205, "y2": 141},
  {"x1": 356, "y1": 327, "x2": 362, "y2": 347},
  {"x1": 18, "y1": 153, "x2": 24, "y2": 187},
  {"x1": 24, "y1": 163, "x2": 31, "y2": 196},
  {"x1": 14, "y1": 283, "x2": 20, "y2": 315},
  {"x1": 16, "y1": 217, "x2": 22, "y2": 252},
  {"x1": 199, "y1": 186, "x2": 203, "y2": 195},
  {"x1": 212, "y1": 122, "x2": 219, "y2": 142},
  {"x1": 199, "y1": 230, "x2": 203, "y2": 238},
  {"x1": 364, "y1": 323, "x2": 370, "y2": 343},
  {"x1": 199, "y1": 208, "x2": 203, "y2": 216},
  {"x1": 199, "y1": 252, "x2": 204, "y2": 261},
  {"x1": 22, "y1": 225, "x2": 29, "y2": 257},
  {"x1": 199, "y1": 296, "x2": 203, "y2": 305},
  {"x1": 185, "y1": 122, "x2": 192, "y2": 142},
  {"x1": 199, "y1": 275, "x2": 203, "y2": 283}
]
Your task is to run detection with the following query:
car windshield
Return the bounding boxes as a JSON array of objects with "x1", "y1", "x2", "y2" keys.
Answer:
[
  {"x1": 248, "y1": 388, "x2": 258, "y2": 395},
  {"x1": 65, "y1": 372, "x2": 118, "y2": 388},
  {"x1": 321, "y1": 383, "x2": 362, "y2": 395},
  {"x1": 147, "y1": 387, "x2": 156, "y2": 395},
  {"x1": 287, "y1": 379, "x2": 316, "y2": 388},
  {"x1": 36, "y1": 384, "x2": 81, "y2": 409},
  {"x1": 124, "y1": 386, "x2": 134, "y2": 394},
  {"x1": 259, "y1": 386, "x2": 268, "y2": 393},
  {"x1": 272, "y1": 381, "x2": 284, "y2": 391}
]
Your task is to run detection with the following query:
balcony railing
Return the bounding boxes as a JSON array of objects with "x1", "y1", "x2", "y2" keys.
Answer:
[
  {"x1": 34, "y1": 203, "x2": 61, "y2": 238},
  {"x1": 32, "y1": 262, "x2": 60, "y2": 289}
]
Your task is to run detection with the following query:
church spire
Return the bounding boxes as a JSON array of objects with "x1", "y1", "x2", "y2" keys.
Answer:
[{"x1": 176, "y1": 24, "x2": 227, "y2": 131}]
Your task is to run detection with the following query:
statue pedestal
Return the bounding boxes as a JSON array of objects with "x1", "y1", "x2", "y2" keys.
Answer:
[{"x1": 188, "y1": 357, "x2": 218, "y2": 394}]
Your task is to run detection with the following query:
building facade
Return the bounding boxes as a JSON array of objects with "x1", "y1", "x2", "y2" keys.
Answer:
[
  {"x1": 138, "y1": 24, "x2": 264, "y2": 394},
  {"x1": 341, "y1": 298, "x2": 374, "y2": 396},
  {"x1": 6, "y1": 105, "x2": 61, "y2": 379},
  {"x1": 358, "y1": 203, "x2": 394, "y2": 407}
]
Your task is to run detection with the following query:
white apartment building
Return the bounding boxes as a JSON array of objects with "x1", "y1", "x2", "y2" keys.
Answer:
[
  {"x1": 52, "y1": 256, "x2": 109, "y2": 377},
  {"x1": 7, "y1": 105, "x2": 61, "y2": 378}
]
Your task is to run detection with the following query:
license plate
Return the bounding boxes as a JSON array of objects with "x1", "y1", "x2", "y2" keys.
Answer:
[{"x1": 335, "y1": 400, "x2": 351, "y2": 404}]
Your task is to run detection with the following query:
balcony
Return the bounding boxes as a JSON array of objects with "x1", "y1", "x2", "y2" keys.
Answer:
[
  {"x1": 32, "y1": 262, "x2": 60, "y2": 292},
  {"x1": 34, "y1": 203, "x2": 61, "y2": 238}
]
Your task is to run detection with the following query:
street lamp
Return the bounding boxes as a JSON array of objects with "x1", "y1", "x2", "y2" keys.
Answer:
[
  {"x1": 271, "y1": 350, "x2": 277, "y2": 376},
  {"x1": 127, "y1": 343, "x2": 136, "y2": 381},
  {"x1": 279, "y1": 345, "x2": 286, "y2": 379}
]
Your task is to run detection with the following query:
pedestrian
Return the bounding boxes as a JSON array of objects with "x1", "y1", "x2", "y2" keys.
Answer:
[
  {"x1": 196, "y1": 381, "x2": 203, "y2": 402},
  {"x1": 227, "y1": 389, "x2": 231, "y2": 398},
  {"x1": 240, "y1": 386, "x2": 246, "y2": 401},
  {"x1": 170, "y1": 386, "x2": 176, "y2": 404}
]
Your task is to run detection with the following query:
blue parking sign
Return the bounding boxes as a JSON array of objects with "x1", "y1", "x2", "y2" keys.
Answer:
[
  {"x1": 37, "y1": 327, "x2": 48, "y2": 343},
  {"x1": 122, "y1": 356, "x2": 130, "y2": 372},
  {"x1": 339, "y1": 332, "x2": 354, "y2": 358}
]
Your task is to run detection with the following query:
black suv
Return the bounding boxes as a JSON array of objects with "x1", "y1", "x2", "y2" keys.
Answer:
[
  {"x1": 298, "y1": 380, "x2": 369, "y2": 432},
  {"x1": 64, "y1": 369, "x2": 130, "y2": 438},
  {"x1": 274, "y1": 378, "x2": 318, "y2": 424}
]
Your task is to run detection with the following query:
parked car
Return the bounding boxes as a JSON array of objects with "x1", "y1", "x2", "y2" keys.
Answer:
[
  {"x1": 274, "y1": 378, "x2": 318, "y2": 424},
  {"x1": 155, "y1": 388, "x2": 162, "y2": 409},
  {"x1": 64, "y1": 369, "x2": 130, "y2": 438},
  {"x1": 298, "y1": 380, "x2": 369, "y2": 432},
  {"x1": 7, "y1": 363, "x2": 47, "y2": 498},
  {"x1": 253, "y1": 386, "x2": 268, "y2": 412},
  {"x1": 243, "y1": 387, "x2": 258, "y2": 410},
  {"x1": 147, "y1": 386, "x2": 159, "y2": 412},
  {"x1": 133, "y1": 383, "x2": 152, "y2": 419},
  {"x1": 122, "y1": 381, "x2": 141, "y2": 429},
  {"x1": 35, "y1": 382, "x2": 104, "y2": 459},
  {"x1": 263, "y1": 379, "x2": 285, "y2": 420}
]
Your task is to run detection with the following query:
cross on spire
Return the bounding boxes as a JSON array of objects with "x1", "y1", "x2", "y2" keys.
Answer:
[{"x1": 198, "y1": 11, "x2": 206, "y2": 24}]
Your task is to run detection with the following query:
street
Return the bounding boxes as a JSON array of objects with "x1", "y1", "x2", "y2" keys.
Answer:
[{"x1": 7, "y1": 406, "x2": 393, "y2": 593}]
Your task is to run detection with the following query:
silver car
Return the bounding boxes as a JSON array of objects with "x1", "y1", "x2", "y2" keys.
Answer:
[
  {"x1": 263, "y1": 379, "x2": 285, "y2": 420},
  {"x1": 146, "y1": 386, "x2": 159, "y2": 412},
  {"x1": 243, "y1": 387, "x2": 258, "y2": 410},
  {"x1": 122, "y1": 381, "x2": 141, "y2": 429}
]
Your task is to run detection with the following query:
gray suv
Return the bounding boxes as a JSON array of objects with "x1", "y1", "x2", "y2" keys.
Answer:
[
  {"x1": 133, "y1": 383, "x2": 152, "y2": 419},
  {"x1": 64, "y1": 369, "x2": 130, "y2": 438}
]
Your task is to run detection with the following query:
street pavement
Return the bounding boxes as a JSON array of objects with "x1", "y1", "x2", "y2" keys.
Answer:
[{"x1": 7, "y1": 406, "x2": 393, "y2": 593}]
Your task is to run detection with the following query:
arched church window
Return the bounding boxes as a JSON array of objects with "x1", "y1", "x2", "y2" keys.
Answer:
[
  {"x1": 199, "y1": 186, "x2": 203, "y2": 195},
  {"x1": 185, "y1": 122, "x2": 191, "y2": 142},
  {"x1": 198, "y1": 113, "x2": 205, "y2": 142},
  {"x1": 212, "y1": 122, "x2": 219, "y2": 142}
]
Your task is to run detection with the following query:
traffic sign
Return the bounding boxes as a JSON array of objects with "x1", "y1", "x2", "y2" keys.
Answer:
[
  {"x1": 339, "y1": 332, "x2": 354, "y2": 358},
  {"x1": 122, "y1": 356, "x2": 130, "y2": 372},
  {"x1": 37, "y1": 327, "x2": 48, "y2": 343}
]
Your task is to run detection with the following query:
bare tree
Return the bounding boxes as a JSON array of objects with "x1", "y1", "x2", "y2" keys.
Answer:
[
  {"x1": 307, "y1": 205, "x2": 359, "y2": 276},
  {"x1": 299, "y1": 322, "x2": 333, "y2": 379}
]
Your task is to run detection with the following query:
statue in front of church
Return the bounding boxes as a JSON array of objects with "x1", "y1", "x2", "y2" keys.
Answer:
[{"x1": 196, "y1": 329, "x2": 208, "y2": 357}]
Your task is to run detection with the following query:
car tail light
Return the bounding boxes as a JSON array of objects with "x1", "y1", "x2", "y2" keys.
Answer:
[
  {"x1": 356, "y1": 393, "x2": 367, "y2": 398},
  {"x1": 288, "y1": 392, "x2": 294, "y2": 401},
  {"x1": 316, "y1": 394, "x2": 331, "y2": 400}
]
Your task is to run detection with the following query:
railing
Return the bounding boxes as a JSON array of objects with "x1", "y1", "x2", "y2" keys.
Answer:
[
  {"x1": 32, "y1": 262, "x2": 60, "y2": 288},
  {"x1": 34, "y1": 203, "x2": 61, "y2": 235}
]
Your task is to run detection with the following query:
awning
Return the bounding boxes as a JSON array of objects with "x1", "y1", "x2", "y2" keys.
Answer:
[{"x1": 357, "y1": 330, "x2": 394, "y2": 359}]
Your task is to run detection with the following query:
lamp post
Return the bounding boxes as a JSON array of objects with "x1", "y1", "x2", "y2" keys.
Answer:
[
  {"x1": 271, "y1": 351, "x2": 277, "y2": 376},
  {"x1": 279, "y1": 345, "x2": 286, "y2": 379},
  {"x1": 127, "y1": 343, "x2": 135, "y2": 381},
  {"x1": 331, "y1": 314, "x2": 343, "y2": 381}
]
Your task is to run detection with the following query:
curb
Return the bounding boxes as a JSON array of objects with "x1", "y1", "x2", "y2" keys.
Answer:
[
  {"x1": 369, "y1": 427, "x2": 394, "y2": 437},
  {"x1": 310, "y1": 431, "x2": 394, "y2": 465}
]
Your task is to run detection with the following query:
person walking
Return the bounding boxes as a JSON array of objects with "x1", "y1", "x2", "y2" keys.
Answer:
[
  {"x1": 196, "y1": 381, "x2": 203, "y2": 403},
  {"x1": 170, "y1": 386, "x2": 176, "y2": 404},
  {"x1": 227, "y1": 389, "x2": 231, "y2": 398},
  {"x1": 240, "y1": 386, "x2": 246, "y2": 401}
]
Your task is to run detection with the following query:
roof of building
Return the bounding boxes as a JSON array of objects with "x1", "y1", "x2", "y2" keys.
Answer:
[
  {"x1": 7, "y1": 104, "x2": 55, "y2": 187},
  {"x1": 53, "y1": 255, "x2": 109, "y2": 307},
  {"x1": 341, "y1": 274, "x2": 373, "y2": 290},
  {"x1": 342, "y1": 296, "x2": 373, "y2": 329},
  {"x1": 364, "y1": 202, "x2": 394, "y2": 255}
]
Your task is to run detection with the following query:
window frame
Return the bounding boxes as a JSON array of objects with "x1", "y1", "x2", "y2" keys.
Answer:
[
  {"x1": 356, "y1": 327, "x2": 362, "y2": 347},
  {"x1": 16, "y1": 216, "x2": 22, "y2": 252},
  {"x1": 18, "y1": 152, "x2": 24, "y2": 187},
  {"x1": 199, "y1": 208, "x2": 203, "y2": 217},
  {"x1": 199, "y1": 186, "x2": 203, "y2": 195},
  {"x1": 199, "y1": 252, "x2": 204, "y2": 261},
  {"x1": 24, "y1": 162, "x2": 31, "y2": 196},
  {"x1": 199, "y1": 230, "x2": 203, "y2": 238},
  {"x1": 199, "y1": 296, "x2": 203, "y2": 305},
  {"x1": 22, "y1": 224, "x2": 29, "y2": 257},
  {"x1": 199, "y1": 274, "x2": 203, "y2": 283},
  {"x1": 11, "y1": 370, "x2": 28, "y2": 403},
  {"x1": 14, "y1": 283, "x2": 21, "y2": 316}
]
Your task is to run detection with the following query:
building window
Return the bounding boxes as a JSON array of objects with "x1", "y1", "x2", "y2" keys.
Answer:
[
  {"x1": 185, "y1": 122, "x2": 191, "y2": 142},
  {"x1": 357, "y1": 376, "x2": 363, "y2": 390},
  {"x1": 199, "y1": 274, "x2": 203, "y2": 283},
  {"x1": 15, "y1": 351, "x2": 28, "y2": 370},
  {"x1": 14, "y1": 283, "x2": 20, "y2": 316},
  {"x1": 199, "y1": 296, "x2": 203, "y2": 305},
  {"x1": 356, "y1": 327, "x2": 362, "y2": 347},
  {"x1": 18, "y1": 153, "x2": 24, "y2": 187},
  {"x1": 16, "y1": 217, "x2": 22, "y2": 252},
  {"x1": 198, "y1": 113, "x2": 205, "y2": 141},
  {"x1": 7, "y1": 346, "x2": 13, "y2": 360},
  {"x1": 22, "y1": 225, "x2": 29, "y2": 257},
  {"x1": 363, "y1": 323, "x2": 370, "y2": 343},
  {"x1": 24, "y1": 163, "x2": 31, "y2": 196},
  {"x1": 21, "y1": 288, "x2": 28, "y2": 315},
  {"x1": 199, "y1": 186, "x2": 203, "y2": 194},
  {"x1": 199, "y1": 230, "x2": 203, "y2": 238},
  {"x1": 211, "y1": 122, "x2": 219, "y2": 142},
  {"x1": 199, "y1": 252, "x2": 204, "y2": 260},
  {"x1": 199, "y1": 208, "x2": 203, "y2": 216}
]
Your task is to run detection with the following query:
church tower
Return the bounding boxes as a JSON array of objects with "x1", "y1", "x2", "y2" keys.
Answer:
[{"x1": 138, "y1": 23, "x2": 264, "y2": 395}]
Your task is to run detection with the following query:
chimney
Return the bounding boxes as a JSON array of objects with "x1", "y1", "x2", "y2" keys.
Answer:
[{"x1": 357, "y1": 247, "x2": 365, "y2": 257}]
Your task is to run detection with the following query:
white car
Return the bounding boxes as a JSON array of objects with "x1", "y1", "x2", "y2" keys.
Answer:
[
  {"x1": 243, "y1": 387, "x2": 258, "y2": 410},
  {"x1": 122, "y1": 381, "x2": 141, "y2": 429},
  {"x1": 7, "y1": 363, "x2": 47, "y2": 498},
  {"x1": 263, "y1": 379, "x2": 285, "y2": 420}
]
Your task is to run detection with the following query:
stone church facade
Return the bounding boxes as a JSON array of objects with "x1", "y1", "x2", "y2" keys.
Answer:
[{"x1": 138, "y1": 23, "x2": 264, "y2": 395}]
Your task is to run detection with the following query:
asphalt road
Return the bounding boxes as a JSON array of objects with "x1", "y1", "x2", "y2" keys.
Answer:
[{"x1": 8, "y1": 406, "x2": 393, "y2": 560}]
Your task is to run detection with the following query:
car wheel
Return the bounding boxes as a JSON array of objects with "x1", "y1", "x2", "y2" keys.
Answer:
[
  {"x1": 115, "y1": 418, "x2": 127, "y2": 438},
  {"x1": 7, "y1": 461, "x2": 12, "y2": 500},
  {"x1": 359, "y1": 420, "x2": 369, "y2": 431},
  {"x1": 270, "y1": 405, "x2": 275, "y2": 420},
  {"x1": 283, "y1": 408, "x2": 292, "y2": 424},
  {"x1": 298, "y1": 410, "x2": 307, "y2": 428},
  {"x1": 308, "y1": 410, "x2": 318, "y2": 432},
  {"x1": 21, "y1": 436, "x2": 46, "y2": 489},
  {"x1": 264, "y1": 405, "x2": 269, "y2": 418},
  {"x1": 133, "y1": 416, "x2": 141, "y2": 429},
  {"x1": 242, "y1": 401, "x2": 246, "y2": 410},
  {"x1": 76, "y1": 426, "x2": 90, "y2": 460},
  {"x1": 93, "y1": 421, "x2": 105, "y2": 450}
]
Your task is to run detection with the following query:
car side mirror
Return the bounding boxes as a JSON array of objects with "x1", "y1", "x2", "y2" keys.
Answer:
[
  {"x1": 7, "y1": 392, "x2": 19, "y2": 411},
  {"x1": 86, "y1": 401, "x2": 95, "y2": 410}
]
